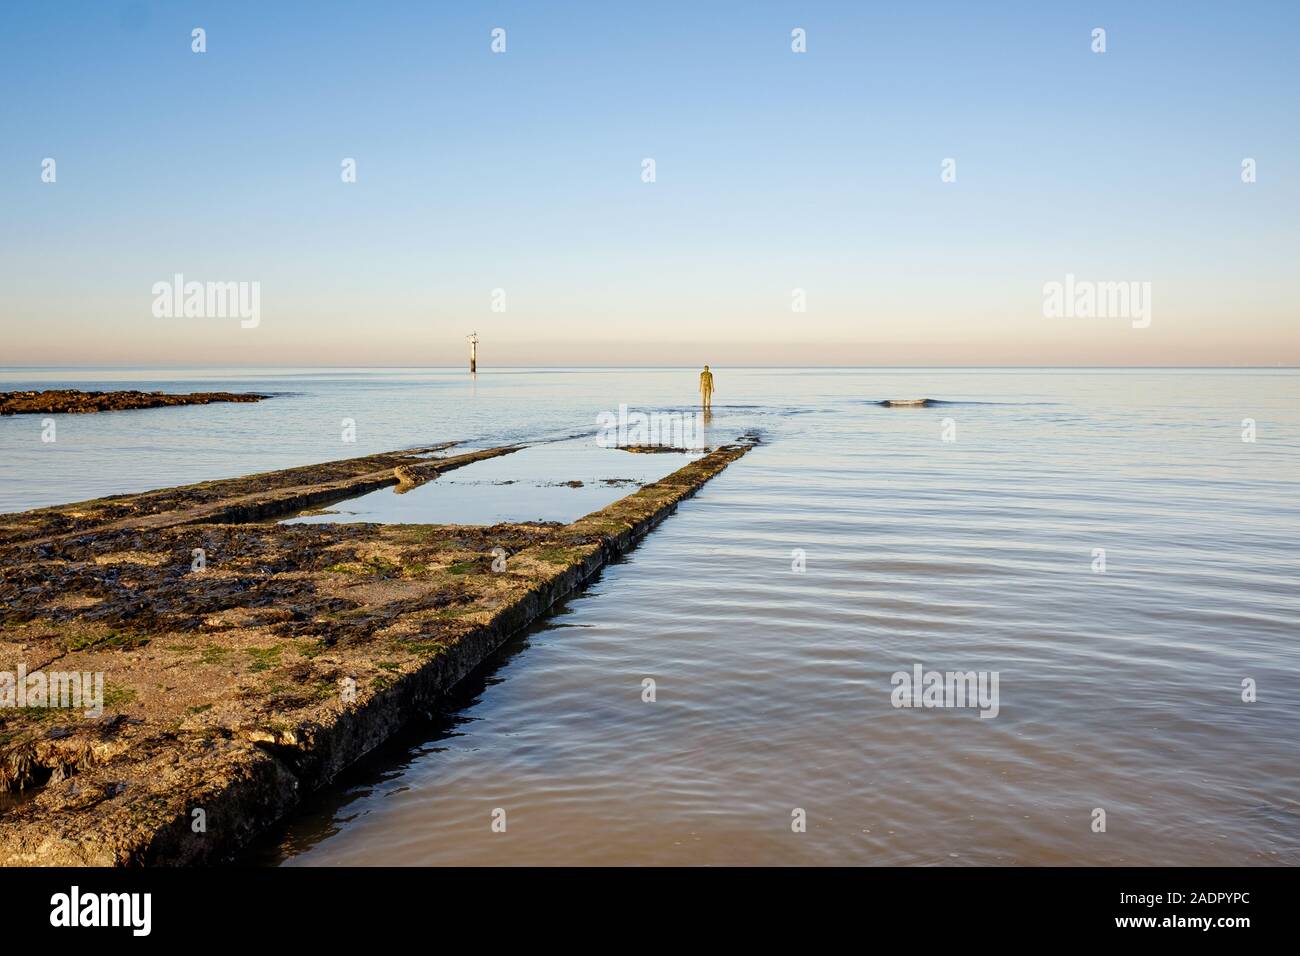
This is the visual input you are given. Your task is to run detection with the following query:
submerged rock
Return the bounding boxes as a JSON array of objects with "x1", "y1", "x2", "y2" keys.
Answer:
[{"x1": 616, "y1": 445, "x2": 697, "y2": 454}]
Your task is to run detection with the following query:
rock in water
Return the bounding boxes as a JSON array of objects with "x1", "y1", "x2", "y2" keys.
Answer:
[
  {"x1": 393, "y1": 464, "x2": 432, "y2": 494},
  {"x1": 0, "y1": 389, "x2": 267, "y2": 415}
]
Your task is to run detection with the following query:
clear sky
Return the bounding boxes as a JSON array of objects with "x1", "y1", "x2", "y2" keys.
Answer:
[{"x1": 2, "y1": 1, "x2": 1297, "y2": 367}]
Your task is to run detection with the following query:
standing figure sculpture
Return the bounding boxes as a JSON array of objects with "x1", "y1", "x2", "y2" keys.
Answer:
[
  {"x1": 699, "y1": 365, "x2": 714, "y2": 409},
  {"x1": 467, "y1": 332, "x2": 478, "y2": 374}
]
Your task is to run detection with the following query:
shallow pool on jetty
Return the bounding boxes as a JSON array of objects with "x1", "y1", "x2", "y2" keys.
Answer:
[{"x1": 281, "y1": 439, "x2": 702, "y2": 526}]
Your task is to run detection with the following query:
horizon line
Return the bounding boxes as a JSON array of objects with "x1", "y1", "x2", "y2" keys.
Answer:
[{"x1": 3, "y1": 364, "x2": 1298, "y2": 371}]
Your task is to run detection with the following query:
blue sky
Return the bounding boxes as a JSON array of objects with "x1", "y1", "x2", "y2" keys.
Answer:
[{"x1": 2, "y1": 1, "x2": 1297, "y2": 365}]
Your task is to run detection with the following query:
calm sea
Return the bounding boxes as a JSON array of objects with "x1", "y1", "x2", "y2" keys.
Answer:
[{"x1": 2, "y1": 367, "x2": 1297, "y2": 865}]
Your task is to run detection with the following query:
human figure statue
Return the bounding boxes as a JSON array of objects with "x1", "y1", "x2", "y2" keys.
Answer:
[{"x1": 699, "y1": 365, "x2": 714, "y2": 409}]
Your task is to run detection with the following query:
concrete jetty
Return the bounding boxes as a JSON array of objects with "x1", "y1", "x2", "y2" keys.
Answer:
[{"x1": 0, "y1": 437, "x2": 754, "y2": 864}]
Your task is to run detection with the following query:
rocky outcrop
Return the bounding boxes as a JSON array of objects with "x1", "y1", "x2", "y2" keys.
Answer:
[
  {"x1": 0, "y1": 390, "x2": 268, "y2": 416},
  {"x1": 392, "y1": 464, "x2": 433, "y2": 494}
]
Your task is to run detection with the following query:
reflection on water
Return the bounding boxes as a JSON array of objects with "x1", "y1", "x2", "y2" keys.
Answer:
[{"x1": 3, "y1": 368, "x2": 1298, "y2": 864}]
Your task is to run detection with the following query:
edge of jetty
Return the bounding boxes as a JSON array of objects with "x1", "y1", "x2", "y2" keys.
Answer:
[
  {"x1": 0, "y1": 389, "x2": 269, "y2": 416},
  {"x1": 0, "y1": 437, "x2": 755, "y2": 865}
]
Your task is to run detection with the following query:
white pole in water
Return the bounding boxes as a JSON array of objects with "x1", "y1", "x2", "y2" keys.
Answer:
[{"x1": 467, "y1": 332, "x2": 478, "y2": 373}]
